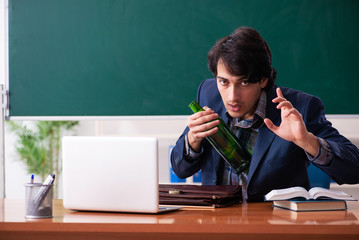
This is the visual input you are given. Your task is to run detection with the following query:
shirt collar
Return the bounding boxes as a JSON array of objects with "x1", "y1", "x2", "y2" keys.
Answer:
[{"x1": 227, "y1": 91, "x2": 267, "y2": 129}]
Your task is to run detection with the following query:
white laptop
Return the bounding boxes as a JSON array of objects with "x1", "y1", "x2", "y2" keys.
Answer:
[{"x1": 62, "y1": 136, "x2": 180, "y2": 214}]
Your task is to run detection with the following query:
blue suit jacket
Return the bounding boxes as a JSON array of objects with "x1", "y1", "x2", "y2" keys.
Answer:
[{"x1": 171, "y1": 79, "x2": 359, "y2": 202}]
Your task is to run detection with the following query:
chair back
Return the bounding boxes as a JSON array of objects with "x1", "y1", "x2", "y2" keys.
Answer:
[{"x1": 307, "y1": 163, "x2": 330, "y2": 189}]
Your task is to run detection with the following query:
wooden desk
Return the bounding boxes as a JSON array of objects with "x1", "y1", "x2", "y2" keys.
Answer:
[{"x1": 1, "y1": 199, "x2": 359, "y2": 240}]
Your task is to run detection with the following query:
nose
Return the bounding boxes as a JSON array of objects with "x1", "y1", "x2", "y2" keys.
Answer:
[{"x1": 228, "y1": 85, "x2": 241, "y2": 102}]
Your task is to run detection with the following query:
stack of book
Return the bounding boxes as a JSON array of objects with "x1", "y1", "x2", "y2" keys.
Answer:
[{"x1": 265, "y1": 186, "x2": 356, "y2": 212}]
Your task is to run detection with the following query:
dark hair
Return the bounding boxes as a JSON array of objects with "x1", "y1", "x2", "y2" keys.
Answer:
[{"x1": 207, "y1": 26, "x2": 276, "y2": 90}]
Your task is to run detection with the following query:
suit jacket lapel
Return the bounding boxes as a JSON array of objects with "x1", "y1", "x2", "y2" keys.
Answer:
[
  {"x1": 247, "y1": 86, "x2": 281, "y2": 184},
  {"x1": 247, "y1": 127, "x2": 275, "y2": 182}
]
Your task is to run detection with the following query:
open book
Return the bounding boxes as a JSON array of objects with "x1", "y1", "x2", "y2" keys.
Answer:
[{"x1": 265, "y1": 186, "x2": 356, "y2": 201}]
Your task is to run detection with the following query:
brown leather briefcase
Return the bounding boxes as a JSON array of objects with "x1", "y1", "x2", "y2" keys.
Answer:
[{"x1": 159, "y1": 184, "x2": 242, "y2": 208}]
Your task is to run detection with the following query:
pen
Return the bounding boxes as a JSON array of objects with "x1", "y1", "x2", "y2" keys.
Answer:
[
  {"x1": 33, "y1": 174, "x2": 55, "y2": 211},
  {"x1": 27, "y1": 174, "x2": 35, "y2": 215}
]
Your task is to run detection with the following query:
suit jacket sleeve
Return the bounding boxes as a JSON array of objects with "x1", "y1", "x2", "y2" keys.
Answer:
[
  {"x1": 170, "y1": 127, "x2": 202, "y2": 179},
  {"x1": 303, "y1": 95, "x2": 359, "y2": 184},
  {"x1": 170, "y1": 79, "x2": 212, "y2": 179}
]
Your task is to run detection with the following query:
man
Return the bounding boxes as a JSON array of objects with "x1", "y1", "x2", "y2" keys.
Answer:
[{"x1": 170, "y1": 26, "x2": 359, "y2": 202}]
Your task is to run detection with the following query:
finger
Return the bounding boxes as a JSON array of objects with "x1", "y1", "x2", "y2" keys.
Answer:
[
  {"x1": 193, "y1": 126, "x2": 218, "y2": 139},
  {"x1": 189, "y1": 119, "x2": 219, "y2": 132},
  {"x1": 283, "y1": 108, "x2": 301, "y2": 119},
  {"x1": 188, "y1": 122, "x2": 219, "y2": 143},
  {"x1": 276, "y1": 101, "x2": 293, "y2": 110},
  {"x1": 272, "y1": 97, "x2": 287, "y2": 103},
  {"x1": 276, "y1": 87, "x2": 284, "y2": 98},
  {"x1": 188, "y1": 108, "x2": 217, "y2": 122},
  {"x1": 189, "y1": 114, "x2": 219, "y2": 129},
  {"x1": 189, "y1": 107, "x2": 213, "y2": 119},
  {"x1": 264, "y1": 118, "x2": 278, "y2": 133}
]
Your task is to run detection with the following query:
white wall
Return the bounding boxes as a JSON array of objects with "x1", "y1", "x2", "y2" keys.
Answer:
[
  {"x1": 4, "y1": 119, "x2": 189, "y2": 199},
  {"x1": 5, "y1": 117, "x2": 359, "y2": 199},
  {"x1": 326, "y1": 116, "x2": 359, "y2": 146}
]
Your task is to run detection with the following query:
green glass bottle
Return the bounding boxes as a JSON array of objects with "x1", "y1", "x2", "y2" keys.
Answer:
[{"x1": 188, "y1": 100, "x2": 251, "y2": 174}]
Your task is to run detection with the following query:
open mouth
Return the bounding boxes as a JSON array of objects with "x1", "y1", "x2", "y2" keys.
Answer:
[{"x1": 228, "y1": 104, "x2": 241, "y2": 112}]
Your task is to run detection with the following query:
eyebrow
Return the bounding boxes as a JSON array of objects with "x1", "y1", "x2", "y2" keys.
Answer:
[{"x1": 216, "y1": 76, "x2": 248, "y2": 82}]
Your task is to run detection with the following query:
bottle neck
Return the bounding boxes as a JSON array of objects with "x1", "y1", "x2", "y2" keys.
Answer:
[{"x1": 188, "y1": 100, "x2": 204, "y2": 113}]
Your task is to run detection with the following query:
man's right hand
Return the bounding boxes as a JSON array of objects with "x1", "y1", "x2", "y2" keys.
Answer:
[{"x1": 187, "y1": 107, "x2": 220, "y2": 152}]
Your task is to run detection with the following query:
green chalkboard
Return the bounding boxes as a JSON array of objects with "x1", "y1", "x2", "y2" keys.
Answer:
[{"x1": 8, "y1": 0, "x2": 359, "y2": 117}]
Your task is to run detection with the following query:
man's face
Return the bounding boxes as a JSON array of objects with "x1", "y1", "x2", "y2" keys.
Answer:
[{"x1": 216, "y1": 60, "x2": 268, "y2": 120}]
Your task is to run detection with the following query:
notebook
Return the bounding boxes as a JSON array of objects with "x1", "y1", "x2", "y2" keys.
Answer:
[{"x1": 62, "y1": 136, "x2": 180, "y2": 213}]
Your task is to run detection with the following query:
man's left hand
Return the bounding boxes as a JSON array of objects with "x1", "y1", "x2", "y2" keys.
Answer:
[{"x1": 264, "y1": 87, "x2": 319, "y2": 157}]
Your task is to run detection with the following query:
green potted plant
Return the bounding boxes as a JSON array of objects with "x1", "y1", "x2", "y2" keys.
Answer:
[{"x1": 7, "y1": 121, "x2": 79, "y2": 198}]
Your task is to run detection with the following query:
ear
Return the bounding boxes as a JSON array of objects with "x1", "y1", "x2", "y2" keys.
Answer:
[{"x1": 260, "y1": 77, "x2": 268, "y2": 89}]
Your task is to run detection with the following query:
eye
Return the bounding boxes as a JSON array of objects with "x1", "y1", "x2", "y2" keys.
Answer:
[
  {"x1": 241, "y1": 80, "x2": 249, "y2": 86},
  {"x1": 218, "y1": 78, "x2": 229, "y2": 86}
]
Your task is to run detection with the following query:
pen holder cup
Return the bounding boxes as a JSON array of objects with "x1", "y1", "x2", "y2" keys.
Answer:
[{"x1": 25, "y1": 183, "x2": 54, "y2": 218}]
